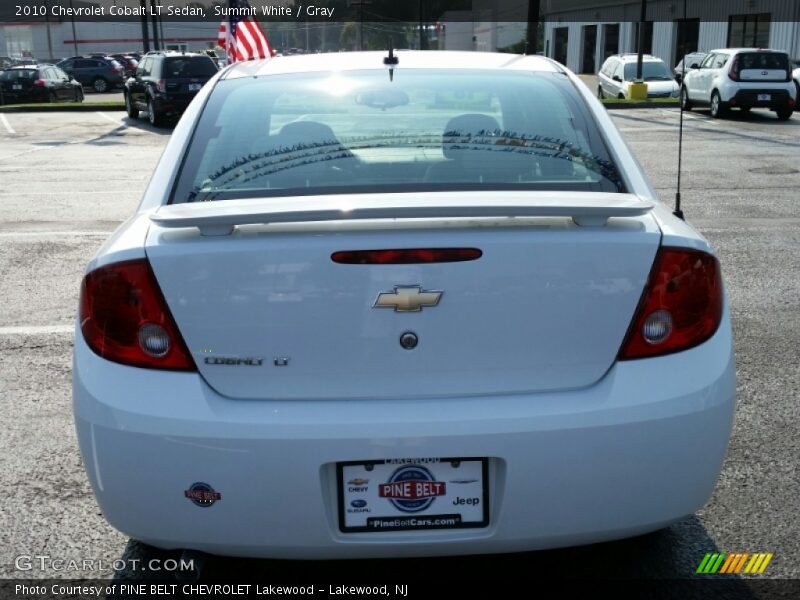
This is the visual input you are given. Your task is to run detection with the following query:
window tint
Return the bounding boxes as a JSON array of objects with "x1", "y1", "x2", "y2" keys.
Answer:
[
  {"x1": 163, "y1": 57, "x2": 218, "y2": 78},
  {"x1": 700, "y1": 54, "x2": 716, "y2": 68},
  {"x1": 623, "y1": 61, "x2": 671, "y2": 81},
  {"x1": 712, "y1": 54, "x2": 728, "y2": 69},
  {"x1": 0, "y1": 69, "x2": 37, "y2": 81},
  {"x1": 172, "y1": 69, "x2": 625, "y2": 204},
  {"x1": 139, "y1": 57, "x2": 152, "y2": 76},
  {"x1": 738, "y1": 52, "x2": 789, "y2": 71}
]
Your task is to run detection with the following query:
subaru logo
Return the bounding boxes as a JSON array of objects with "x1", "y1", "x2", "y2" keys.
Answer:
[{"x1": 351, "y1": 499, "x2": 367, "y2": 508}]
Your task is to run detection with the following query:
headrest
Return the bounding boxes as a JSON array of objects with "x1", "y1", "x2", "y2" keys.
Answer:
[{"x1": 442, "y1": 113, "x2": 502, "y2": 160}]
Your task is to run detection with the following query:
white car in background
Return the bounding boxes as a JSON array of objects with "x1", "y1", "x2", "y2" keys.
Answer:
[
  {"x1": 681, "y1": 48, "x2": 796, "y2": 119},
  {"x1": 73, "y1": 51, "x2": 735, "y2": 559},
  {"x1": 793, "y1": 62, "x2": 800, "y2": 109},
  {"x1": 597, "y1": 54, "x2": 680, "y2": 99}
]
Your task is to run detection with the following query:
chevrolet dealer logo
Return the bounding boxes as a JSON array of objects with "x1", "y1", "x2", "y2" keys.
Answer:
[{"x1": 373, "y1": 286, "x2": 443, "y2": 312}]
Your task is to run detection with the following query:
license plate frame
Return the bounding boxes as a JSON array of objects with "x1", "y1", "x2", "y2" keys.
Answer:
[
  {"x1": 12, "y1": 84, "x2": 22, "y2": 90},
  {"x1": 188, "y1": 83, "x2": 202, "y2": 92},
  {"x1": 337, "y1": 457, "x2": 490, "y2": 533},
  {"x1": 757, "y1": 93, "x2": 771, "y2": 102}
]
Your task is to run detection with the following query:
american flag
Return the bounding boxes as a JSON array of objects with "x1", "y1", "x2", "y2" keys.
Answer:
[{"x1": 217, "y1": 0, "x2": 273, "y2": 63}]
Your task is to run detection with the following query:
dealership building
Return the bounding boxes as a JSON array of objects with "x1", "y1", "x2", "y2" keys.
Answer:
[
  {"x1": 541, "y1": 0, "x2": 800, "y2": 73},
  {"x1": 1, "y1": 0, "x2": 222, "y2": 63}
]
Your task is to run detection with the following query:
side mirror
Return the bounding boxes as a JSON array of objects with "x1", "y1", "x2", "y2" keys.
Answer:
[
  {"x1": 612, "y1": 75, "x2": 621, "y2": 82},
  {"x1": 690, "y1": 63, "x2": 700, "y2": 69}
]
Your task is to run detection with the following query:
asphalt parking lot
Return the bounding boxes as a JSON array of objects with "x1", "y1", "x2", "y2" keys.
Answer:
[{"x1": 1, "y1": 105, "x2": 798, "y2": 586}]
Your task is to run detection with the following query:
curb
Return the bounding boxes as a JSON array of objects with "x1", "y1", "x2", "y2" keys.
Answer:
[
  {"x1": 0, "y1": 103, "x2": 125, "y2": 113},
  {"x1": 603, "y1": 101, "x2": 680, "y2": 110}
]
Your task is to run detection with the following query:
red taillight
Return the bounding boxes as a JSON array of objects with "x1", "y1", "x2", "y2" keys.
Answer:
[
  {"x1": 728, "y1": 57, "x2": 739, "y2": 81},
  {"x1": 34, "y1": 79, "x2": 46, "y2": 87},
  {"x1": 618, "y1": 248, "x2": 723, "y2": 360},
  {"x1": 79, "y1": 259, "x2": 196, "y2": 370},
  {"x1": 331, "y1": 248, "x2": 482, "y2": 264}
]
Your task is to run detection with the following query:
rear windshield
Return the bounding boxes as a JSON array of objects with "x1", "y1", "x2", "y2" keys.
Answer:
[
  {"x1": 163, "y1": 57, "x2": 218, "y2": 78},
  {"x1": 0, "y1": 69, "x2": 37, "y2": 81},
  {"x1": 172, "y1": 69, "x2": 625, "y2": 204},
  {"x1": 737, "y1": 52, "x2": 789, "y2": 71},
  {"x1": 624, "y1": 61, "x2": 671, "y2": 81}
]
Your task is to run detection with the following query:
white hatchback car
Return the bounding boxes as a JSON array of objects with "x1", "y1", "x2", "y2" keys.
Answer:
[
  {"x1": 74, "y1": 51, "x2": 735, "y2": 559},
  {"x1": 681, "y1": 48, "x2": 796, "y2": 119},
  {"x1": 597, "y1": 54, "x2": 680, "y2": 99}
]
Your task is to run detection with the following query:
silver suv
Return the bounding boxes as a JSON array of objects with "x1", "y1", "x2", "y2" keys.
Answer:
[
  {"x1": 597, "y1": 54, "x2": 679, "y2": 99},
  {"x1": 681, "y1": 48, "x2": 795, "y2": 120}
]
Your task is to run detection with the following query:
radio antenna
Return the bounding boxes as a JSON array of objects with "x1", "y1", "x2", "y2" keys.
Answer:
[{"x1": 674, "y1": 0, "x2": 687, "y2": 220}]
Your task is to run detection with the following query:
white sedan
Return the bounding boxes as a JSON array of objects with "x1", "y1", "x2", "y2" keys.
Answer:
[{"x1": 74, "y1": 51, "x2": 735, "y2": 559}]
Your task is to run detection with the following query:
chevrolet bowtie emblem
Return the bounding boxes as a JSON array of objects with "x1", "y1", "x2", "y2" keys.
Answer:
[{"x1": 373, "y1": 286, "x2": 443, "y2": 312}]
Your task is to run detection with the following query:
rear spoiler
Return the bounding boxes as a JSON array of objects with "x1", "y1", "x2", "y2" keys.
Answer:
[{"x1": 150, "y1": 192, "x2": 655, "y2": 236}]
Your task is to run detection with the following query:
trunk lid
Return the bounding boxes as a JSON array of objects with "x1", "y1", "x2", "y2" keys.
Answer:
[
  {"x1": 737, "y1": 52, "x2": 790, "y2": 82},
  {"x1": 145, "y1": 193, "x2": 661, "y2": 400}
]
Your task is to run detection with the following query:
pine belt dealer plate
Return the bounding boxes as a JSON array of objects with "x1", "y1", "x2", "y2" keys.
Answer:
[{"x1": 337, "y1": 458, "x2": 489, "y2": 532}]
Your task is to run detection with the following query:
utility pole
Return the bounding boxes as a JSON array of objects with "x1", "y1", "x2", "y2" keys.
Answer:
[
  {"x1": 140, "y1": 0, "x2": 150, "y2": 52},
  {"x1": 43, "y1": 0, "x2": 54, "y2": 61},
  {"x1": 525, "y1": 0, "x2": 540, "y2": 54},
  {"x1": 149, "y1": 0, "x2": 160, "y2": 51},
  {"x1": 636, "y1": 0, "x2": 647, "y2": 80},
  {"x1": 67, "y1": 0, "x2": 78, "y2": 56},
  {"x1": 418, "y1": 0, "x2": 425, "y2": 50}
]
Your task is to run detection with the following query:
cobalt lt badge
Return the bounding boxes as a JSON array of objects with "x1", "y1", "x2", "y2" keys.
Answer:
[{"x1": 378, "y1": 465, "x2": 446, "y2": 513}]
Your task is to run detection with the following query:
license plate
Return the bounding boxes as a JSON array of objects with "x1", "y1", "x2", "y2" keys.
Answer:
[
  {"x1": 757, "y1": 94, "x2": 771, "y2": 101},
  {"x1": 337, "y1": 458, "x2": 489, "y2": 532},
  {"x1": 188, "y1": 83, "x2": 202, "y2": 91},
  {"x1": 12, "y1": 84, "x2": 22, "y2": 90}
]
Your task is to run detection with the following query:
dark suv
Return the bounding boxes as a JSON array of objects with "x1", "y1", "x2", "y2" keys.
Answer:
[
  {"x1": 0, "y1": 64, "x2": 84, "y2": 104},
  {"x1": 124, "y1": 51, "x2": 218, "y2": 126},
  {"x1": 56, "y1": 56, "x2": 125, "y2": 92}
]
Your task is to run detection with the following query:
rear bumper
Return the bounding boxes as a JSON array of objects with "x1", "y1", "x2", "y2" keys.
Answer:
[
  {"x1": 722, "y1": 87, "x2": 795, "y2": 109},
  {"x1": 73, "y1": 310, "x2": 736, "y2": 559},
  {"x1": 0, "y1": 89, "x2": 48, "y2": 104},
  {"x1": 153, "y1": 93, "x2": 196, "y2": 115}
]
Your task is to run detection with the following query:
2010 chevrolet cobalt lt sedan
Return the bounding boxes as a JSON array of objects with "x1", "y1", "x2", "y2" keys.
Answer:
[{"x1": 73, "y1": 51, "x2": 735, "y2": 559}]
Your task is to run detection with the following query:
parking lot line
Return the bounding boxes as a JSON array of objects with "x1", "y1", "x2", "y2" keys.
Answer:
[
  {"x1": 96, "y1": 111, "x2": 126, "y2": 126},
  {"x1": 0, "y1": 114, "x2": 16, "y2": 134}
]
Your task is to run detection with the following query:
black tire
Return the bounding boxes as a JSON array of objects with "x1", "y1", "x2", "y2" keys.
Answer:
[
  {"x1": 74, "y1": 88, "x2": 83, "y2": 103},
  {"x1": 48, "y1": 91, "x2": 57, "y2": 103},
  {"x1": 617, "y1": 93, "x2": 625, "y2": 100},
  {"x1": 680, "y1": 87, "x2": 692, "y2": 111},
  {"x1": 125, "y1": 92, "x2": 139, "y2": 118},
  {"x1": 92, "y1": 77, "x2": 109, "y2": 93},
  {"x1": 739, "y1": 106, "x2": 751, "y2": 113},
  {"x1": 597, "y1": 86, "x2": 604, "y2": 100},
  {"x1": 775, "y1": 108, "x2": 793, "y2": 121},
  {"x1": 709, "y1": 91, "x2": 726, "y2": 118},
  {"x1": 148, "y1": 98, "x2": 164, "y2": 127}
]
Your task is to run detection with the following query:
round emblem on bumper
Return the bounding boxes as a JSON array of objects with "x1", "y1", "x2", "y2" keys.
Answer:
[{"x1": 399, "y1": 332, "x2": 418, "y2": 349}]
